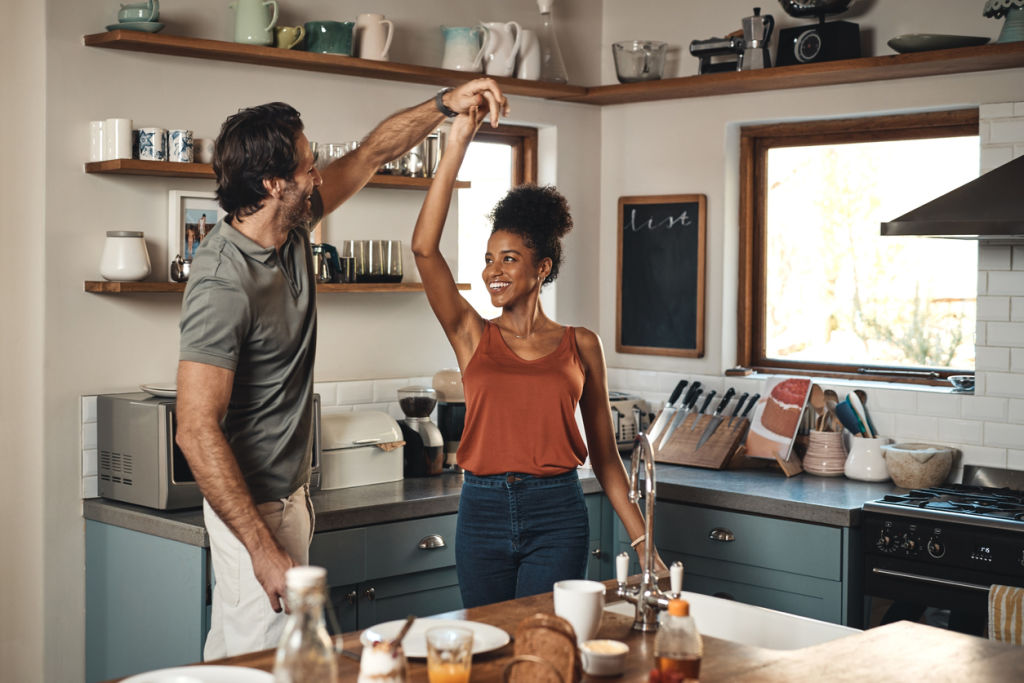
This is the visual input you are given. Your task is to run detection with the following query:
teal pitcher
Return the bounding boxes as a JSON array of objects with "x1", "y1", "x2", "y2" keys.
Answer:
[
  {"x1": 441, "y1": 26, "x2": 485, "y2": 72},
  {"x1": 230, "y1": 0, "x2": 278, "y2": 46}
]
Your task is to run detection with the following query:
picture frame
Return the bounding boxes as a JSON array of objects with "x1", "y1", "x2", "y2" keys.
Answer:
[
  {"x1": 167, "y1": 190, "x2": 221, "y2": 281},
  {"x1": 616, "y1": 194, "x2": 706, "y2": 357}
]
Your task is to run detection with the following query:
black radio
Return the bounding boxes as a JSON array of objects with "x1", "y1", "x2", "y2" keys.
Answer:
[{"x1": 775, "y1": 20, "x2": 860, "y2": 65}]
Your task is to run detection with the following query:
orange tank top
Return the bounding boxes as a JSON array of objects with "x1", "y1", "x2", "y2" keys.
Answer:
[{"x1": 458, "y1": 321, "x2": 588, "y2": 476}]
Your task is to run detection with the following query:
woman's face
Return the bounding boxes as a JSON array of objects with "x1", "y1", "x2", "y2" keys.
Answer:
[{"x1": 482, "y1": 229, "x2": 549, "y2": 306}]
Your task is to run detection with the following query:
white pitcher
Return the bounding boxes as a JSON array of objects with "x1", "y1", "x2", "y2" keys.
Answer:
[
  {"x1": 229, "y1": 0, "x2": 278, "y2": 46},
  {"x1": 441, "y1": 26, "x2": 485, "y2": 72},
  {"x1": 355, "y1": 13, "x2": 394, "y2": 61},
  {"x1": 516, "y1": 28, "x2": 541, "y2": 79},
  {"x1": 480, "y1": 21, "x2": 521, "y2": 77}
]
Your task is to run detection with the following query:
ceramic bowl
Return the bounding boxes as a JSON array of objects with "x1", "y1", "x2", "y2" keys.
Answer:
[
  {"x1": 580, "y1": 639, "x2": 629, "y2": 677},
  {"x1": 881, "y1": 442, "x2": 954, "y2": 489}
]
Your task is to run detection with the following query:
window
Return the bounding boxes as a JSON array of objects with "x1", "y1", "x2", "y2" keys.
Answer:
[
  {"x1": 737, "y1": 110, "x2": 979, "y2": 384},
  {"x1": 456, "y1": 125, "x2": 537, "y2": 317}
]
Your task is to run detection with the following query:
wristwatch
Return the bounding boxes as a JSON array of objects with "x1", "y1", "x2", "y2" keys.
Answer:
[{"x1": 434, "y1": 87, "x2": 458, "y2": 118}]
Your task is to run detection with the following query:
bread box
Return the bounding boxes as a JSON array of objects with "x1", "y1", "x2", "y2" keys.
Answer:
[{"x1": 320, "y1": 409, "x2": 404, "y2": 490}]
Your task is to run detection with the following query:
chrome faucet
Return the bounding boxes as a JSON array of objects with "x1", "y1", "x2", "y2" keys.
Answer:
[{"x1": 616, "y1": 409, "x2": 683, "y2": 631}]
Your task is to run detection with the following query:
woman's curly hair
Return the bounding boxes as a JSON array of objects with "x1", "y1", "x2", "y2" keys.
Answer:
[{"x1": 488, "y1": 184, "x2": 573, "y2": 285}]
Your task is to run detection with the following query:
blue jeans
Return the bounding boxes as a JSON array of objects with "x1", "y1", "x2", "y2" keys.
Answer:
[{"x1": 456, "y1": 469, "x2": 589, "y2": 609}]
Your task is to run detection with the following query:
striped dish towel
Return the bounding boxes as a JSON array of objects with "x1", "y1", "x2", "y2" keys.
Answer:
[{"x1": 989, "y1": 584, "x2": 1024, "y2": 644}]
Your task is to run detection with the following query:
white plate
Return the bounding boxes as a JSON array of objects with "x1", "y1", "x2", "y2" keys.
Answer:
[
  {"x1": 140, "y1": 383, "x2": 177, "y2": 398},
  {"x1": 120, "y1": 665, "x2": 272, "y2": 683},
  {"x1": 360, "y1": 618, "x2": 510, "y2": 658},
  {"x1": 887, "y1": 34, "x2": 989, "y2": 53},
  {"x1": 107, "y1": 21, "x2": 165, "y2": 33}
]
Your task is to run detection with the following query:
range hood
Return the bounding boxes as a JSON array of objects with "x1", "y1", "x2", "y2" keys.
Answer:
[{"x1": 881, "y1": 154, "x2": 1024, "y2": 243}]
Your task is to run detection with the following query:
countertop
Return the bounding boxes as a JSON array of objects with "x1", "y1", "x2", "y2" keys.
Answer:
[
  {"x1": 101, "y1": 578, "x2": 1024, "y2": 682},
  {"x1": 82, "y1": 462, "x2": 897, "y2": 547}
]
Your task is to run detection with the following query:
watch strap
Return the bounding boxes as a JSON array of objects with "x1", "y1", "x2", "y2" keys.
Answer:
[{"x1": 434, "y1": 87, "x2": 458, "y2": 118}]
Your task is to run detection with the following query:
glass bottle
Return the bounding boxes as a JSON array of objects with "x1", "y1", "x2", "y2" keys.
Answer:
[
  {"x1": 273, "y1": 566, "x2": 338, "y2": 683},
  {"x1": 536, "y1": 0, "x2": 568, "y2": 83},
  {"x1": 653, "y1": 598, "x2": 703, "y2": 681}
]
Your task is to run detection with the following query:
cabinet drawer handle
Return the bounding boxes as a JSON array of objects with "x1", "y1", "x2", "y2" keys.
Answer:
[
  {"x1": 345, "y1": 590, "x2": 358, "y2": 605},
  {"x1": 709, "y1": 528, "x2": 735, "y2": 542},
  {"x1": 363, "y1": 587, "x2": 376, "y2": 600},
  {"x1": 418, "y1": 534, "x2": 447, "y2": 550},
  {"x1": 591, "y1": 548, "x2": 602, "y2": 558}
]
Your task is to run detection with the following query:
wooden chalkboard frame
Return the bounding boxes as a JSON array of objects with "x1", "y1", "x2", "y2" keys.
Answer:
[{"x1": 616, "y1": 194, "x2": 706, "y2": 357}]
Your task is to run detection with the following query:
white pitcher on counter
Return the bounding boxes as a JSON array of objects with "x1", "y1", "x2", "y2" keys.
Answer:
[{"x1": 480, "y1": 21, "x2": 522, "y2": 77}]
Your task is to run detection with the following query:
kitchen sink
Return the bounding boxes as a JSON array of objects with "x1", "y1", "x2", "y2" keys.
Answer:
[{"x1": 605, "y1": 591, "x2": 860, "y2": 650}]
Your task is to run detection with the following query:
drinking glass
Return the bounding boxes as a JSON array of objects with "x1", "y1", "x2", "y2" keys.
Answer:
[
  {"x1": 350, "y1": 240, "x2": 370, "y2": 282},
  {"x1": 385, "y1": 239, "x2": 403, "y2": 282},
  {"x1": 426, "y1": 626, "x2": 473, "y2": 683}
]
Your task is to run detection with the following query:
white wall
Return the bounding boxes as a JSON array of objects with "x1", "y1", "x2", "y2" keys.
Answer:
[{"x1": 0, "y1": 2, "x2": 46, "y2": 682}]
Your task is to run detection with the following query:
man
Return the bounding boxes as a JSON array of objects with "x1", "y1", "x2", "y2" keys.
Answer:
[{"x1": 175, "y1": 80, "x2": 509, "y2": 659}]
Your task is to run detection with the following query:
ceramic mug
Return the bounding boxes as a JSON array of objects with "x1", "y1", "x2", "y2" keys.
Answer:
[
  {"x1": 274, "y1": 24, "x2": 305, "y2": 49},
  {"x1": 229, "y1": 0, "x2": 278, "y2": 46},
  {"x1": 138, "y1": 127, "x2": 167, "y2": 161},
  {"x1": 553, "y1": 579, "x2": 605, "y2": 644},
  {"x1": 441, "y1": 26, "x2": 485, "y2": 71},
  {"x1": 103, "y1": 118, "x2": 133, "y2": 160},
  {"x1": 195, "y1": 137, "x2": 215, "y2": 165},
  {"x1": 480, "y1": 20, "x2": 522, "y2": 77},
  {"x1": 355, "y1": 13, "x2": 394, "y2": 61},
  {"x1": 89, "y1": 120, "x2": 106, "y2": 162},
  {"x1": 168, "y1": 129, "x2": 193, "y2": 162},
  {"x1": 516, "y1": 28, "x2": 541, "y2": 79},
  {"x1": 304, "y1": 20, "x2": 354, "y2": 55}
]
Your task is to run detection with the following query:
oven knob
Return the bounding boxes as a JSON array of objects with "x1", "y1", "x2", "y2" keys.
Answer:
[
  {"x1": 927, "y1": 538, "x2": 945, "y2": 559},
  {"x1": 876, "y1": 532, "x2": 894, "y2": 552},
  {"x1": 901, "y1": 534, "x2": 921, "y2": 556}
]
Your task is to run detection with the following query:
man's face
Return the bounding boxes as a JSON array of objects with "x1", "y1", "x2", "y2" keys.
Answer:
[{"x1": 280, "y1": 132, "x2": 322, "y2": 228}]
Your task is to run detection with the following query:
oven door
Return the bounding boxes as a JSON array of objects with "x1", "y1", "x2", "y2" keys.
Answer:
[{"x1": 861, "y1": 512, "x2": 1024, "y2": 636}]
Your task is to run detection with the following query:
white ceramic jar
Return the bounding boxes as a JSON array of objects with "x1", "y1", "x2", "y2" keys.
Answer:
[{"x1": 100, "y1": 231, "x2": 151, "y2": 281}]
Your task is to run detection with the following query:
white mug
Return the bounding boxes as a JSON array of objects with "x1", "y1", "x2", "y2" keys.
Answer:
[
  {"x1": 553, "y1": 579, "x2": 605, "y2": 644},
  {"x1": 168, "y1": 129, "x2": 193, "y2": 162},
  {"x1": 103, "y1": 118, "x2": 133, "y2": 160},
  {"x1": 516, "y1": 28, "x2": 541, "y2": 80},
  {"x1": 355, "y1": 12, "x2": 394, "y2": 61},
  {"x1": 89, "y1": 120, "x2": 106, "y2": 162},
  {"x1": 480, "y1": 21, "x2": 521, "y2": 77}
]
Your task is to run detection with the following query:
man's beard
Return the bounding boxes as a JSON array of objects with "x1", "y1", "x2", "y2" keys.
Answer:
[{"x1": 281, "y1": 181, "x2": 312, "y2": 230}]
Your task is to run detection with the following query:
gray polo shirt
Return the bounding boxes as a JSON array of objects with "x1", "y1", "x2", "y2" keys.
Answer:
[{"x1": 179, "y1": 192, "x2": 323, "y2": 503}]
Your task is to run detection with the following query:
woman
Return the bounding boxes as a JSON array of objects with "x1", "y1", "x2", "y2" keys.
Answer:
[{"x1": 411, "y1": 108, "x2": 665, "y2": 608}]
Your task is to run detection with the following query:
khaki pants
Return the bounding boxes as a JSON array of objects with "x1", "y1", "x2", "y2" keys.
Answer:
[{"x1": 202, "y1": 484, "x2": 314, "y2": 659}]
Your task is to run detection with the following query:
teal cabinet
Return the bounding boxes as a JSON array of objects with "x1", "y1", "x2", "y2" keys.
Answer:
[
  {"x1": 85, "y1": 521, "x2": 210, "y2": 683},
  {"x1": 653, "y1": 502, "x2": 862, "y2": 626}
]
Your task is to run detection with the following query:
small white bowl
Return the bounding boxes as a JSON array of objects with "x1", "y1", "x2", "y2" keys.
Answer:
[{"x1": 580, "y1": 639, "x2": 629, "y2": 677}]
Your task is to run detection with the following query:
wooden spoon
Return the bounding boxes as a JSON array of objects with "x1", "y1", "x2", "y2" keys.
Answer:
[
  {"x1": 824, "y1": 389, "x2": 840, "y2": 432},
  {"x1": 808, "y1": 383, "x2": 826, "y2": 431}
]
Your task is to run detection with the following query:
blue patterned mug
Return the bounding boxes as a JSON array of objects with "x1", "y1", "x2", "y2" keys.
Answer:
[
  {"x1": 138, "y1": 127, "x2": 167, "y2": 161},
  {"x1": 169, "y1": 129, "x2": 193, "y2": 162}
]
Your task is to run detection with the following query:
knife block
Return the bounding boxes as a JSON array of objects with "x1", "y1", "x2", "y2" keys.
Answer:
[{"x1": 654, "y1": 413, "x2": 749, "y2": 469}]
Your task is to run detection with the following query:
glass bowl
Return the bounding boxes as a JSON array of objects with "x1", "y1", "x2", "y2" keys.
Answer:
[
  {"x1": 948, "y1": 375, "x2": 974, "y2": 393},
  {"x1": 612, "y1": 40, "x2": 667, "y2": 83}
]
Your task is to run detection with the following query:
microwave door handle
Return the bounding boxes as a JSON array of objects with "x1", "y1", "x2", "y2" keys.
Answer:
[{"x1": 871, "y1": 567, "x2": 991, "y2": 593}]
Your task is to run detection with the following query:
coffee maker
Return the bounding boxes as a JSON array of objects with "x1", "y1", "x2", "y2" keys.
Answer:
[
  {"x1": 689, "y1": 7, "x2": 775, "y2": 74},
  {"x1": 397, "y1": 386, "x2": 445, "y2": 477},
  {"x1": 433, "y1": 368, "x2": 466, "y2": 470}
]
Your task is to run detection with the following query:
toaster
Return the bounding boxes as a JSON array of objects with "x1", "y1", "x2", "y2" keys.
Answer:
[{"x1": 609, "y1": 392, "x2": 650, "y2": 452}]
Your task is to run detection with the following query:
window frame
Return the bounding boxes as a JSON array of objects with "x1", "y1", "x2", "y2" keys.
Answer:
[
  {"x1": 736, "y1": 108, "x2": 979, "y2": 385},
  {"x1": 471, "y1": 124, "x2": 538, "y2": 186}
]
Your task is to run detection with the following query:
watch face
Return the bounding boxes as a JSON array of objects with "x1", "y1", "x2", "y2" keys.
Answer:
[{"x1": 795, "y1": 29, "x2": 823, "y2": 62}]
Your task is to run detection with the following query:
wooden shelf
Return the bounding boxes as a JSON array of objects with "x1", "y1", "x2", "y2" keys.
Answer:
[
  {"x1": 85, "y1": 281, "x2": 470, "y2": 294},
  {"x1": 83, "y1": 30, "x2": 587, "y2": 101},
  {"x1": 84, "y1": 31, "x2": 1024, "y2": 105},
  {"x1": 83, "y1": 159, "x2": 469, "y2": 189}
]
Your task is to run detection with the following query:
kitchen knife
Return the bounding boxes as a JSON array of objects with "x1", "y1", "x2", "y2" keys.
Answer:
[
  {"x1": 726, "y1": 391, "x2": 750, "y2": 428},
  {"x1": 739, "y1": 393, "x2": 760, "y2": 421},
  {"x1": 689, "y1": 389, "x2": 717, "y2": 431},
  {"x1": 695, "y1": 388, "x2": 736, "y2": 451},
  {"x1": 659, "y1": 383, "x2": 703, "y2": 446},
  {"x1": 646, "y1": 379, "x2": 688, "y2": 442}
]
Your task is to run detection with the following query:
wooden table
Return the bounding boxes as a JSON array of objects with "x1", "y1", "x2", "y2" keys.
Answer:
[{"x1": 108, "y1": 581, "x2": 1024, "y2": 682}]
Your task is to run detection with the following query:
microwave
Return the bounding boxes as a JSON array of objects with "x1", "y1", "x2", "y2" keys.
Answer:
[{"x1": 97, "y1": 392, "x2": 321, "y2": 510}]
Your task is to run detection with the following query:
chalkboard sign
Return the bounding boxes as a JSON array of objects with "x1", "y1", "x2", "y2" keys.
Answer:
[{"x1": 616, "y1": 194, "x2": 706, "y2": 357}]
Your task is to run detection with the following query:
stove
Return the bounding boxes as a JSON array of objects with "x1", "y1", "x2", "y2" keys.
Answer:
[{"x1": 861, "y1": 467, "x2": 1024, "y2": 635}]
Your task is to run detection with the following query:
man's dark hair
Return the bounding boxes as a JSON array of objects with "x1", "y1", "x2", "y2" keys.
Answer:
[
  {"x1": 213, "y1": 102, "x2": 304, "y2": 220},
  {"x1": 489, "y1": 184, "x2": 573, "y2": 285}
]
